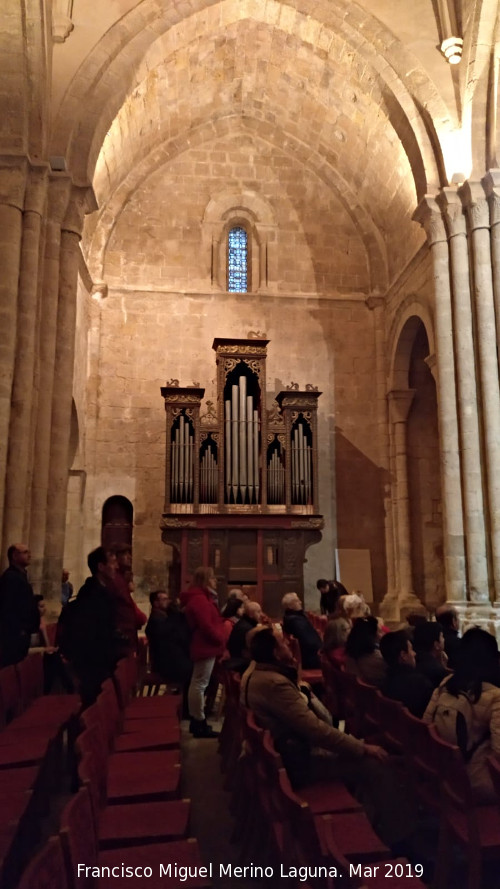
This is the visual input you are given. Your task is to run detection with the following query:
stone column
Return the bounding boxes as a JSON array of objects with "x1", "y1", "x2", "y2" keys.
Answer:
[
  {"x1": 413, "y1": 197, "x2": 466, "y2": 603},
  {"x1": 1, "y1": 165, "x2": 48, "y2": 555},
  {"x1": 43, "y1": 186, "x2": 92, "y2": 599},
  {"x1": 368, "y1": 296, "x2": 397, "y2": 618},
  {"x1": 437, "y1": 188, "x2": 489, "y2": 601},
  {"x1": 388, "y1": 389, "x2": 423, "y2": 614},
  {"x1": 460, "y1": 181, "x2": 500, "y2": 603},
  {"x1": 483, "y1": 171, "x2": 500, "y2": 355},
  {"x1": 0, "y1": 157, "x2": 27, "y2": 553},
  {"x1": 29, "y1": 175, "x2": 71, "y2": 590}
]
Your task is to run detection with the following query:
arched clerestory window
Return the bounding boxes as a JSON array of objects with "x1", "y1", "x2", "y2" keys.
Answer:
[{"x1": 227, "y1": 226, "x2": 248, "y2": 292}]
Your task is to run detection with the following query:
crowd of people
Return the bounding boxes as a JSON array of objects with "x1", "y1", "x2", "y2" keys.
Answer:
[{"x1": 1, "y1": 547, "x2": 500, "y2": 813}]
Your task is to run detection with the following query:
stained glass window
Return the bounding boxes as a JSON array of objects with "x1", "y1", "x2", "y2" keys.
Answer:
[{"x1": 228, "y1": 226, "x2": 248, "y2": 292}]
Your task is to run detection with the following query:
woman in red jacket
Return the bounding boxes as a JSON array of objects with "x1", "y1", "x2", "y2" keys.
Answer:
[{"x1": 180, "y1": 566, "x2": 225, "y2": 738}]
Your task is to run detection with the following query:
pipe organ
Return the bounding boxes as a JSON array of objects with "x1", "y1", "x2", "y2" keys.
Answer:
[{"x1": 160, "y1": 337, "x2": 323, "y2": 613}]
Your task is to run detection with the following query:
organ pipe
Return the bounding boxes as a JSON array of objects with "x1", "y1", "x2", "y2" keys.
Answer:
[
  {"x1": 170, "y1": 414, "x2": 195, "y2": 503},
  {"x1": 225, "y1": 401, "x2": 231, "y2": 500},
  {"x1": 290, "y1": 422, "x2": 312, "y2": 505},
  {"x1": 231, "y1": 384, "x2": 239, "y2": 501}
]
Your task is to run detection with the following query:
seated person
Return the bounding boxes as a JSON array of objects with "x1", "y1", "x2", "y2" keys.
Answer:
[
  {"x1": 145, "y1": 590, "x2": 192, "y2": 688},
  {"x1": 435, "y1": 605, "x2": 461, "y2": 669},
  {"x1": 423, "y1": 627, "x2": 500, "y2": 803},
  {"x1": 323, "y1": 593, "x2": 365, "y2": 665},
  {"x1": 380, "y1": 630, "x2": 433, "y2": 718},
  {"x1": 282, "y1": 592, "x2": 322, "y2": 669},
  {"x1": 221, "y1": 596, "x2": 245, "y2": 645},
  {"x1": 227, "y1": 600, "x2": 262, "y2": 659},
  {"x1": 241, "y1": 626, "x2": 386, "y2": 784},
  {"x1": 412, "y1": 621, "x2": 448, "y2": 688},
  {"x1": 240, "y1": 626, "x2": 416, "y2": 847},
  {"x1": 344, "y1": 615, "x2": 387, "y2": 686}
]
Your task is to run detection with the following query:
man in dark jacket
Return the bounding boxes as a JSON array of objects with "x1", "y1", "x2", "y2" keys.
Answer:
[
  {"x1": 146, "y1": 591, "x2": 192, "y2": 685},
  {"x1": 380, "y1": 630, "x2": 434, "y2": 718},
  {"x1": 0, "y1": 544, "x2": 40, "y2": 666},
  {"x1": 226, "y1": 600, "x2": 263, "y2": 668},
  {"x1": 413, "y1": 621, "x2": 448, "y2": 688},
  {"x1": 282, "y1": 592, "x2": 322, "y2": 669},
  {"x1": 59, "y1": 547, "x2": 121, "y2": 705}
]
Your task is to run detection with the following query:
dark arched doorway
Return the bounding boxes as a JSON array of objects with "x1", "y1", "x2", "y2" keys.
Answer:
[
  {"x1": 101, "y1": 496, "x2": 133, "y2": 552},
  {"x1": 407, "y1": 322, "x2": 443, "y2": 610}
]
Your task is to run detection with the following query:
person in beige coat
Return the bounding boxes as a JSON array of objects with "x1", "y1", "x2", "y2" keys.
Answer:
[
  {"x1": 241, "y1": 626, "x2": 419, "y2": 847},
  {"x1": 423, "y1": 627, "x2": 500, "y2": 802}
]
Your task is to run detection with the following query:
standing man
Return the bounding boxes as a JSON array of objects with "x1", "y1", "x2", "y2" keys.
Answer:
[
  {"x1": 0, "y1": 544, "x2": 40, "y2": 666},
  {"x1": 61, "y1": 569, "x2": 73, "y2": 606},
  {"x1": 59, "y1": 547, "x2": 121, "y2": 705}
]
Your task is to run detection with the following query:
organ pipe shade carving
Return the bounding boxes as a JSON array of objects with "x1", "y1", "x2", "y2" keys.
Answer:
[{"x1": 170, "y1": 411, "x2": 195, "y2": 503}]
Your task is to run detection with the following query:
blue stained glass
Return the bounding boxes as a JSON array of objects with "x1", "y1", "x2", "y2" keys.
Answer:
[{"x1": 228, "y1": 226, "x2": 248, "y2": 292}]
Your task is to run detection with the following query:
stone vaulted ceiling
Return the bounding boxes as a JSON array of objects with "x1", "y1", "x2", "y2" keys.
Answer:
[{"x1": 38, "y1": 0, "x2": 499, "y2": 290}]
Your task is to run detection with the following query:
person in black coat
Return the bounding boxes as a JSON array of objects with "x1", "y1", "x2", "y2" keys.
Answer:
[
  {"x1": 282, "y1": 592, "x2": 322, "y2": 669},
  {"x1": 146, "y1": 591, "x2": 192, "y2": 685},
  {"x1": 412, "y1": 621, "x2": 448, "y2": 688},
  {"x1": 317, "y1": 579, "x2": 348, "y2": 617},
  {"x1": 0, "y1": 543, "x2": 40, "y2": 666},
  {"x1": 59, "y1": 547, "x2": 122, "y2": 705},
  {"x1": 380, "y1": 630, "x2": 434, "y2": 718}
]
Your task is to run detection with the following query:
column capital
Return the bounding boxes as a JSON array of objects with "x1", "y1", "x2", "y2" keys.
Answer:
[
  {"x1": 0, "y1": 156, "x2": 28, "y2": 211},
  {"x1": 62, "y1": 185, "x2": 96, "y2": 237},
  {"x1": 459, "y1": 180, "x2": 490, "y2": 230},
  {"x1": 365, "y1": 295, "x2": 384, "y2": 310},
  {"x1": 437, "y1": 187, "x2": 467, "y2": 237},
  {"x1": 424, "y1": 352, "x2": 438, "y2": 382},
  {"x1": 24, "y1": 165, "x2": 49, "y2": 216},
  {"x1": 387, "y1": 389, "x2": 415, "y2": 424},
  {"x1": 482, "y1": 169, "x2": 500, "y2": 226},
  {"x1": 412, "y1": 196, "x2": 447, "y2": 245},
  {"x1": 47, "y1": 174, "x2": 72, "y2": 225}
]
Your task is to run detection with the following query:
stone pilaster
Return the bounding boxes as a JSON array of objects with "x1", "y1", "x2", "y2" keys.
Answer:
[
  {"x1": 367, "y1": 295, "x2": 396, "y2": 619},
  {"x1": 438, "y1": 187, "x2": 489, "y2": 602},
  {"x1": 413, "y1": 197, "x2": 466, "y2": 604},
  {"x1": 0, "y1": 157, "x2": 28, "y2": 554},
  {"x1": 29, "y1": 175, "x2": 72, "y2": 590},
  {"x1": 1, "y1": 164, "x2": 48, "y2": 557},
  {"x1": 388, "y1": 389, "x2": 423, "y2": 615},
  {"x1": 43, "y1": 185, "x2": 91, "y2": 599},
  {"x1": 460, "y1": 181, "x2": 500, "y2": 603}
]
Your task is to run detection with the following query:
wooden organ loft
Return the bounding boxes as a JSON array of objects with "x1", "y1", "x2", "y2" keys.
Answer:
[{"x1": 160, "y1": 336, "x2": 323, "y2": 614}]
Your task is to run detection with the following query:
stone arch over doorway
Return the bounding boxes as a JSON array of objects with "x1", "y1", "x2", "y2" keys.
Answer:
[
  {"x1": 101, "y1": 495, "x2": 134, "y2": 553},
  {"x1": 385, "y1": 308, "x2": 441, "y2": 618}
]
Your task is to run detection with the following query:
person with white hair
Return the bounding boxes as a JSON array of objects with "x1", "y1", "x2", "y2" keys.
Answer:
[{"x1": 281, "y1": 592, "x2": 322, "y2": 669}]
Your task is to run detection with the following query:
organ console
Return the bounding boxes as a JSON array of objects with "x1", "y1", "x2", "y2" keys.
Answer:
[{"x1": 160, "y1": 336, "x2": 323, "y2": 613}]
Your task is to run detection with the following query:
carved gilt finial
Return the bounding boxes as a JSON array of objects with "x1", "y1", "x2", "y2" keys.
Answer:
[
  {"x1": 247, "y1": 330, "x2": 267, "y2": 339},
  {"x1": 166, "y1": 378, "x2": 179, "y2": 387},
  {"x1": 286, "y1": 382, "x2": 300, "y2": 390},
  {"x1": 305, "y1": 383, "x2": 318, "y2": 391}
]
